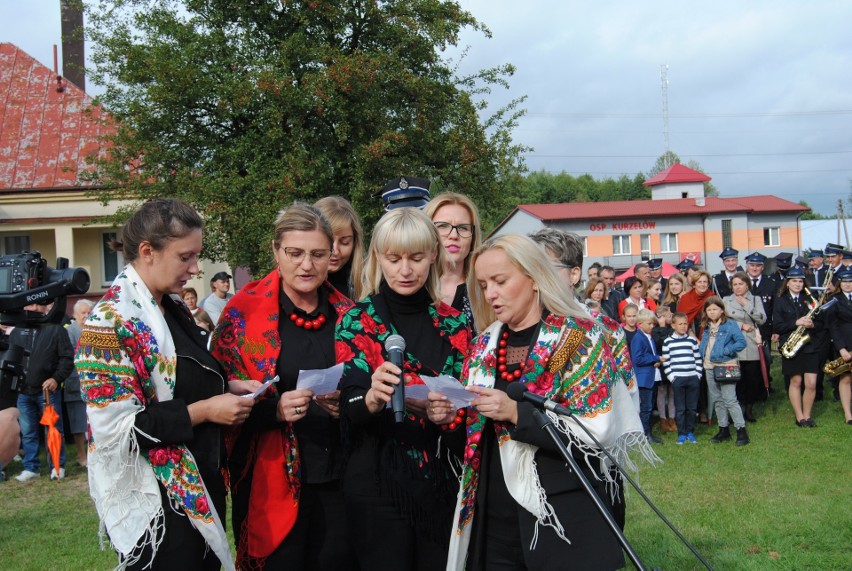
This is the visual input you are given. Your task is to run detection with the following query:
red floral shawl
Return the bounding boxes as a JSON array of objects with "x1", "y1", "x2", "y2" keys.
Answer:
[{"x1": 210, "y1": 270, "x2": 353, "y2": 564}]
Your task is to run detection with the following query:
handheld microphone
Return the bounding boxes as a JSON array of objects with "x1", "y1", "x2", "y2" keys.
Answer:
[
  {"x1": 506, "y1": 382, "x2": 572, "y2": 417},
  {"x1": 384, "y1": 335, "x2": 406, "y2": 423}
]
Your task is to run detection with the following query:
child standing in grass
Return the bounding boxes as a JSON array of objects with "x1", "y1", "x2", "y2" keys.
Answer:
[
  {"x1": 663, "y1": 312, "x2": 703, "y2": 444},
  {"x1": 698, "y1": 296, "x2": 749, "y2": 446},
  {"x1": 622, "y1": 303, "x2": 639, "y2": 346},
  {"x1": 631, "y1": 309, "x2": 666, "y2": 444},
  {"x1": 653, "y1": 305, "x2": 676, "y2": 432}
]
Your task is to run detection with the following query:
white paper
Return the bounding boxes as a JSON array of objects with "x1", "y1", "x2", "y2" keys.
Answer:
[
  {"x1": 296, "y1": 363, "x2": 344, "y2": 396},
  {"x1": 241, "y1": 375, "x2": 278, "y2": 399},
  {"x1": 420, "y1": 374, "x2": 475, "y2": 410},
  {"x1": 383, "y1": 383, "x2": 431, "y2": 409}
]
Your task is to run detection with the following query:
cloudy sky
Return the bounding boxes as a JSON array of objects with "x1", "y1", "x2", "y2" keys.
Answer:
[{"x1": 4, "y1": 1, "x2": 850, "y2": 215}]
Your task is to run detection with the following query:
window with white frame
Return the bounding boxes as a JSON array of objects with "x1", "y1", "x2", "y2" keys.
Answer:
[
  {"x1": 1, "y1": 234, "x2": 31, "y2": 255},
  {"x1": 660, "y1": 233, "x2": 678, "y2": 253},
  {"x1": 612, "y1": 235, "x2": 631, "y2": 255},
  {"x1": 102, "y1": 231, "x2": 124, "y2": 284},
  {"x1": 640, "y1": 234, "x2": 651, "y2": 259},
  {"x1": 763, "y1": 227, "x2": 780, "y2": 247}
]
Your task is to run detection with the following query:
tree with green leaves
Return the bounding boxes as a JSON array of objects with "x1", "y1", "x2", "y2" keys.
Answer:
[{"x1": 84, "y1": 0, "x2": 528, "y2": 274}]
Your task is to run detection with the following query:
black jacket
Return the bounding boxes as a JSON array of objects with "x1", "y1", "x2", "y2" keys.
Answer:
[
  {"x1": 772, "y1": 291, "x2": 826, "y2": 355},
  {"x1": 824, "y1": 292, "x2": 852, "y2": 352},
  {"x1": 750, "y1": 275, "x2": 776, "y2": 337},
  {"x1": 11, "y1": 323, "x2": 74, "y2": 395}
]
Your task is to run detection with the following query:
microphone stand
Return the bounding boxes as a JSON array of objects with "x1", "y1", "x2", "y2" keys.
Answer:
[{"x1": 529, "y1": 408, "x2": 647, "y2": 571}]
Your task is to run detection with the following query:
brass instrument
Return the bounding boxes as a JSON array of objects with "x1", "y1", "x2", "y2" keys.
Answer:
[
  {"x1": 823, "y1": 356, "x2": 852, "y2": 378},
  {"x1": 780, "y1": 268, "x2": 834, "y2": 358}
]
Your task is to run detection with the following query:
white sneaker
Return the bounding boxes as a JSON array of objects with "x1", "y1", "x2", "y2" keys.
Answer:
[
  {"x1": 49, "y1": 468, "x2": 66, "y2": 480},
  {"x1": 15, "y1": 470, "x2": 39, "y2": 482}
]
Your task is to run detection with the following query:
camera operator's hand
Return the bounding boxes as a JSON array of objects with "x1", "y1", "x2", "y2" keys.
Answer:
[{"x1": 42, "y1": 377, "x2": 58, "y2": 393}]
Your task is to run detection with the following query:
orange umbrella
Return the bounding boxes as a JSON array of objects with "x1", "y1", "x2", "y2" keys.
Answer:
[{"x1": 40, "y1": 389, "x2": 62, "y2": 476}]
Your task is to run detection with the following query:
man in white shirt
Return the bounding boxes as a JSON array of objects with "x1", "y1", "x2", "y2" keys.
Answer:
[{"x1": 201, "y1": 271, "x2": 234, "y2": 325}]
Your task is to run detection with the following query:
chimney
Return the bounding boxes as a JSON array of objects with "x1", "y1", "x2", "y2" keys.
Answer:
[
  {"x1": 695, "y1": 197, "x2": 706, "y2": 207},
  {"x1": 60, "y1": 0, "x2": 85, "y2": 91}
]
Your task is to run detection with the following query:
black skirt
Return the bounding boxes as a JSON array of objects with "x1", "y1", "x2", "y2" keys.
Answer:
[{"x1": 781, "y1": 351, "x2": 820, "y2": 376}]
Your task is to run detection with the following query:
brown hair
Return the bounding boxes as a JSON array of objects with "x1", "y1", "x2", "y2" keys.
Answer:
[
  {"x1": 314, "y1": 196, "x2": 366, "y2": 299},
  {"x1": 700, "y1": 295, "x2": 727, "y2": 330},
  {"x1": 272, "y1": 203, "x2": 333, "y2": 251},
  {"x1": 113, "y1": 199, "x2": 203, "y2": 262},
  {"x1": 583, "y1": 276, "x2": 606, "y2": 300}
]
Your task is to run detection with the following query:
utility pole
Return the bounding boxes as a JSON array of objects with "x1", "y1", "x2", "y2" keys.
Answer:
[
  {"x1": 839, "y1": 199, "x2": 850, "y2": 246},
  {"x1": 660, "y1": 64, "x2": 670, "y2": 166}
]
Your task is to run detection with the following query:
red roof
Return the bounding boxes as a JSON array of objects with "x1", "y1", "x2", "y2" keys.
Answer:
[
  {"x1": 643, "y1": 163, "x2": 711, "y2": 187},
  {"x1": 515, "y1": 195, "x2": 808, "y2": 222},
  {"x1": 0, "y1": 43, "x2": 112, "y2": 191}
]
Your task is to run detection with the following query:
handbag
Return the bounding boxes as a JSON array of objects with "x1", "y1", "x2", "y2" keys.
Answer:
[{"x1": 713, "y1": 364, "x2": 741, "y2": 384}]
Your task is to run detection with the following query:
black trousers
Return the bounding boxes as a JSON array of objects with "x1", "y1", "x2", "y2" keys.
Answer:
[{"x1": 346, "y1": 492, "x2": 448, "y2": 571}]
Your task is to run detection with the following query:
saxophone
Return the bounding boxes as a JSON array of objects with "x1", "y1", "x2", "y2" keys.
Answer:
[
  {"x1": 823, "y1": 356, "x2": 852, "y2": 378},
  {"x1": 780, "y1": 268, "x2": 834, "y2": 359}
]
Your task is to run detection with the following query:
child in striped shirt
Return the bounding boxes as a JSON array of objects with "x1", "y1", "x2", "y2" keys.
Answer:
[{"x1": 662, "y1": 312, "x2": 703, "y2": 444}]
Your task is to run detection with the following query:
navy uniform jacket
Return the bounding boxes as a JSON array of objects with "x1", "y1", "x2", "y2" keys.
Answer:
[
  {"x1": 772, "y1": 291, "x2": 827, "y2": 355},
  {"x1": 823, "y1": 291, "x2": 852, "y2": 352},
  {"x1": 712, "y1": 272, "x2": 734, "y2": 299},
  {"x1": 808, "y1": 265, "x2": 829, "y2": 289},
  {"x1": 751, "y1": 275, "x2": 777, "y2": 339}
]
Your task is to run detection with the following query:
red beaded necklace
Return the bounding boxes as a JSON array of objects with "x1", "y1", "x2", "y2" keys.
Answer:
[
  {"x1": 497, "y1": 330, "x2": 525, "y2": 381},
  {"x1": 289, "y1": 311, "x2": 327, "y2": 331}
]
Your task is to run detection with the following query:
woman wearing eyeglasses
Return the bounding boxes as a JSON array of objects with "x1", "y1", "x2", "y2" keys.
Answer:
[
  {"x1": 335, "y1": 207, "x2": 471, "y2": 570},
  {"x1": 211, "y1": 204, "x2": 356, "y2": 570},
  {"x1": 424, "y1": 192, "x2": 482, "y2": 331}
]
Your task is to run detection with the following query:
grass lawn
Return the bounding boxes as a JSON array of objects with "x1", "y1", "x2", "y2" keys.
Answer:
[{"x1": 1, "y1": 364, "x2": 849, "y2": 570}]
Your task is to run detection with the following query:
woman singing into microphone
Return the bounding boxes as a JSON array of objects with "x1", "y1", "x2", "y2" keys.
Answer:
[
  {"x1": 335, "y1": 208, "x2": 471, "y2": 570},
  {"x1": 429, "y1": 234, "x2": 653, "y2": 571}
]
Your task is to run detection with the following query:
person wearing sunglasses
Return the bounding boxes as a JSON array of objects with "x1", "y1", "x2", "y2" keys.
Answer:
[
  {"x1": 424, "y1": 192, "x2": 482, "y2": 332},
  {"x1": 212, "y1": 203, "x2": 356, "y2": 570}
]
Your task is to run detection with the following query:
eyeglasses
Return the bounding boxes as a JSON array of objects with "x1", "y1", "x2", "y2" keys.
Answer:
[
  {"x1": 281, "y1": 247, "x2": 332, "y2": 265},
  {"x1": 434, "y1": 222, "x2": 475, "y2": 238},
  {"x1": 552, "y1": 264, "x2": 572, "y2": 270}
]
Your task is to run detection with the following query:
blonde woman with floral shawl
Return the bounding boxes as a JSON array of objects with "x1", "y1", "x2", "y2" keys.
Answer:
[
  {"x1": 76, "y1": 200, "x2": 254, "y2": 570},
  {"x1": 428, "y1": 235, "x2": 655, "y2": 571}
]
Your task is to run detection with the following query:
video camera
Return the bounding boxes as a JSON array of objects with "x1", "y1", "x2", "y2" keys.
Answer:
[{"x1": 0, "y1": 251, "x2": 90, "y2": 397}]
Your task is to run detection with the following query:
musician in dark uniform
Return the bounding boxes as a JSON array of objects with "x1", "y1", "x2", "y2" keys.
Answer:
[
  {"x1": 822, "y1": 267, "x2": 852, "y2": 424},
  {"x1": 825, "y1": 243, "x2": 844, "y2": 273},
  {"x1": 712, "y1": 247, "x2": 741, "y2": 299},
  {"x1": 677, "y1": 259, "x2": 696, "y2": 280},
  {"x1": 648, "y1": 258, "x2": 667, "y2": 294},
  {"x1": 773, "y1": 267, "x2": 827, "y2": 427},
  {"x1": 770, "y1": 252, "x2": 793, "y2": 289},
  {"x1": 808, "y1": 250, "x2": 829, "y2": 289}
]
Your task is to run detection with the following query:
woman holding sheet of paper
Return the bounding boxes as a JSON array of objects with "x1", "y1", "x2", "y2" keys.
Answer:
[
  {"x1": 335, "y1": 207, "x2": 471, "y2": 570},
  {"x1": 428, "y1": 234, "x2": 654, "y2": 571},
  {"x1": 211, "y1": 203, "x2": 355, "y2": 570}
]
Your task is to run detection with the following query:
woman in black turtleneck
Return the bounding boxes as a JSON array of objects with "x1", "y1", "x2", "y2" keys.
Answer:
[{"x1": 336, "y1": 208, "x2": 471, "y2": 571}]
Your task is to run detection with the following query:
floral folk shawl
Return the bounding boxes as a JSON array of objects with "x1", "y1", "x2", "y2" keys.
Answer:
[
  {"x1": 447, "y1": 314, "x2": 653, "y2": 570},
  {"x1": 209, "y1": 270, "x2": 354, "y2": 566},
  {"x1": 75, "y1": 264, "x2": 233, "y2": 570}
]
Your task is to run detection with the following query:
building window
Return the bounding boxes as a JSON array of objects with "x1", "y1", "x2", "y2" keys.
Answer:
[
  {"x1": 102, "y1": 232, "x2": 124, "y2": 283},
  {"x1": 763, "y1": 227, "x2": 780, "y2": 247},
  {"x1": 1, "y1": 234, "x2": 31, "y2": 255},
  {"x1": 640, "y1": 234, "x2": 651, "y2": 260},
  {"x1": 612, "y1": 235, "x2": 631, "y2": 255},
  {"x1": 721, "y1": 219, "x2": 732, "y2": 249},
  {"x1": 660, "y1": 233, "x2": 678, "y2": 253}
]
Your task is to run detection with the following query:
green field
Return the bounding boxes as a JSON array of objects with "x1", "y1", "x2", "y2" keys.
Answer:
[{"x1": 1, "y1": 371, "x2": 849, "y2": 570}]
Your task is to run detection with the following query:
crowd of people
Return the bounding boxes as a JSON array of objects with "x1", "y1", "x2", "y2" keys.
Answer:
[{"x1": 0, "y1": 185, "x2": 850, "y2": 570}]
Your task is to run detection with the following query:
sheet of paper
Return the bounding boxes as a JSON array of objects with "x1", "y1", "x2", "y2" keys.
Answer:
[
  {"x1": 420, "y1": 374, "x2": 475, "y2": 410},
  {"x1": 383, "y1": 382, "x2": 431, "y2": 409},
  {"x1": 296, "y1": 363, "x2": 344, "y2": 396},
  {"x1": 241, "y1": 375, "x2": 278, "y2": 399}
]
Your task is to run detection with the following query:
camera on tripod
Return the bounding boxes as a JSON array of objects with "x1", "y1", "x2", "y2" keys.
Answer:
[{"x1": 0, "y1": 251, "x2": 90, "y2": 397}]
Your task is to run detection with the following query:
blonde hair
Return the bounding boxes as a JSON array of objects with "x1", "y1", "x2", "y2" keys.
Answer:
[
  {"x1": 690, "y1": 269, "x2": 712, "y2": 287},
  {"x1": 468, "y1": 234, "x2": 589, "y2": 328},
  {"x1": 423, "y1": 191, "x2": 482, "y2": 277},
  {"x1": 362, "y1": 208, "x2": 443, "y2": 304},
  {"x1": 272, "y1": 203, "x2": 333, "y2": 250},
  {"x1": 636, "y1": 308, "x2": 656, "y2": 323},
  {"x1": 314, "y1": 196, "x2": 366, "y2": 299}
]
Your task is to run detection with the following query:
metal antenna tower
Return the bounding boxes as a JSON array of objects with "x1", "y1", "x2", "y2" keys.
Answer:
[{"x1": 660, "y1": 64, "x2": 670, "y2": 166}]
